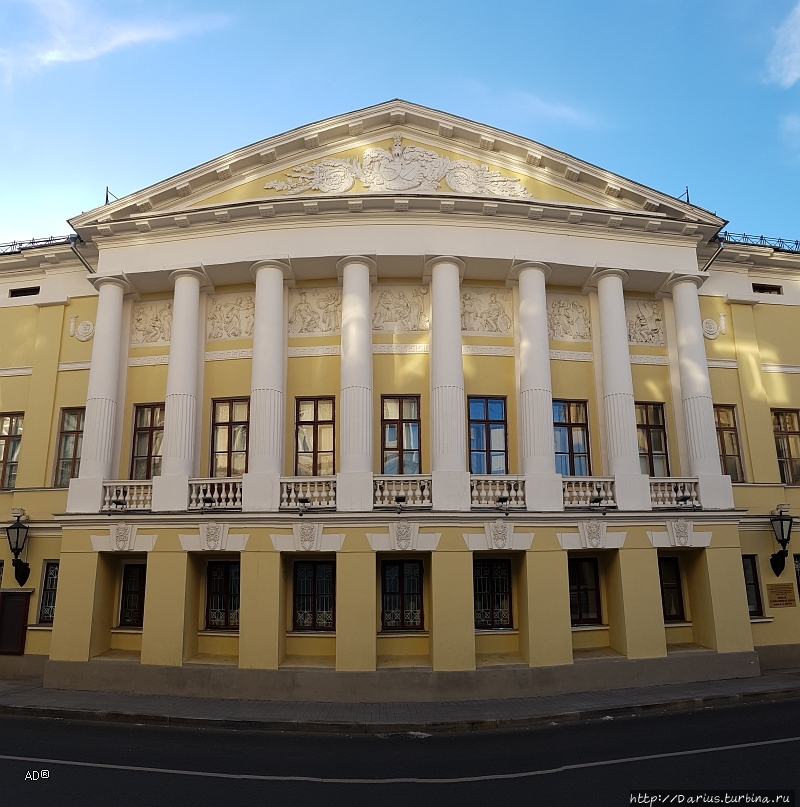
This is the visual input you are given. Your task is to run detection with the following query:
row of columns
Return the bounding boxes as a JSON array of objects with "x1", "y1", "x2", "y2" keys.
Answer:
[{"x1": 67, "y1": 256, "x2": 733, "y2": 514}]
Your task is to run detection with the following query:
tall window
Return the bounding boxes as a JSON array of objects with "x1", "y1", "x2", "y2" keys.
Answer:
[
  {"x1": 381, "y1": 560, "x2": 424, "y2": 631},
  {"x1": 38, "y1": 561, "x2": 59, "y2": 624},
  {"x1": 55, "y1": 408, "x2": 85, "y2": 487},
  {"x1": 553, "y1": 400, "x2": 590, "y2": 476},
  {"x1": 772, "y1": 410, "x2": 800, "y2": 485},
  {"x1": 568, "y1": 557, "x2": 601, "y2": 625},
  {"x1": 212, "y1": 398, "x2": 249, "y2": 477},
  {"x1": 714, "y1": 405, "x2": 744, "y2": 482},
  {"x1": 742, "y1": 556, "x2": 763, "y2": 617},
  {"x1": 296, "y1": 398, "x2": 335, "y2": 476},
  {"x1": 468, "y1": 397, "x2": 507, "y2": 474},
  {"x1": 131, "y1": 404, "x2": 164, "y2": 480},
  {"x1": 658, "y1": 557, "x2": 685, "y2": 622},
  {"x1": 0, "y1": 413, "x2": 23, "y2": 490},
  {"x1": 636, "y1": 403, "x2": 669, "y2": 477},
  {"x1": 474, "y1": 558, "x2": 512, "y2": 629},
  {"x1": 206, "y1": 561, "x2": 240, "y2": 630},
  {"x1": 293, "y1": 560, "x2": 335, "y2": 631},
  {"x1": 119, "y1": 564, "x2": 147, "y2": 628},
  {"x1": 381, "y1": 396, "x2": 421, "y2": 474}
]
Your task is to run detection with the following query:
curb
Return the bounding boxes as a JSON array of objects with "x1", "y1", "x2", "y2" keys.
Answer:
[{"x1": 1, "y1": 685, "x2": 800, "y2": 734}]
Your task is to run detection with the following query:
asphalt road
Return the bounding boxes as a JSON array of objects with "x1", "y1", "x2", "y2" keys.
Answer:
[{"x1": 0, "y1": 698, "x2": 798, "y2": 807}]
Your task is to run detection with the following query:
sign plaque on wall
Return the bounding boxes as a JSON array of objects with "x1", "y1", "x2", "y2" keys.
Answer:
[{"x1": 766, "y1": 583, "x2": 797, "y2": 609}]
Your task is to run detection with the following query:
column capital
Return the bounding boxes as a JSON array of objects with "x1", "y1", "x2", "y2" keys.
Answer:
[
  {"x1": 90, "y1": 274, "x2": 131, "y2": 294},
  {"x1": 168, "y1": 266, "x2": 206, "y2": 286},
  {"x1": 250, "y1": 258, "x2": 294, "y2": 284},
  {"x1": 661, "y1": 272, "x2": 708, "y2": 293},
  {"x1": 336, "y1": 255, "x2": 377, "y2": 278},
  {"x1": 423, "y1": 255, "x2": 465, "y2": 281},
  {"x1": 508, "y1": 261, "x2": 552, "y2": 285},
  {"x1": 588, "y1": 266, "x2": 628, "y2": 287}
]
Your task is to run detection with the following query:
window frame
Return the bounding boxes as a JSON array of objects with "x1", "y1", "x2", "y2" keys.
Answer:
[
  {"x1": 468, "y1": 396, "x2": 509, "y2": 475},
  {"x1": 568, "y1": 556, "x2": 602, "y2": 626},
  {"x1": 0, "y1": 412, "x2": 24, "y2": 490},
  {"x1": 657, "y1": 556, "x2": 686, "y2": 622},
  {"x1": 295, "y1": 397, "x2": 336, "y2": 477},
  {"x1": 38, "y1": 561, "x2": 59, "y2": 625},
  {"x1": 54, "y1": 407, "x2": 85, "y2": 487},
  {"x1": 636, "y1": 402, "x2": 670, "y2": 477},
  {"x1": 381, "y1": 558, "x2": 425, "y2": 632},
  {"x1": 742, "y1": 555, "x2": 764, "y2": 618},
  {"x1": 118, "y1": 563, "x2": 147, "y2": 629},
  {"x1": 130, "y1": 403, "x2": 165, "y2": 480},
  {"x1": 714, "y1": 404, "x2": 745, "y2": 483},
  {"x1": 205, "y1": 560, "x2": 240, "y2": 631},
  {"x1": 473, "y1": 557, "x2": 513, "y2": 630},
  {"x1": 380, "y1": 395, "x2": 422, "y2": 475},
  {"x1": 210, "y1": 397, "x2": 250, "y2": 478},
  {"x1": 772, "y1": 409, "x2": 800, "y2": 485},
  {"x1": 553, "y1": 399, "x2": 591, "y2": 477},
  {"x1": 0, "y1": 560, "x2": 3, "y2": 589},
  {"x1": 292, "y1": 559, "x2": 336, "y2": 632}
]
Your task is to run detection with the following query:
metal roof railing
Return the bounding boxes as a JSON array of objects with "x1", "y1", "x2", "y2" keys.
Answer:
[
  {"x1": 0, "y1": 235, "x2": 76, "y2": 256},
  {"x1": 720, "y1": 231, "x2": 800, "y2": 254}
]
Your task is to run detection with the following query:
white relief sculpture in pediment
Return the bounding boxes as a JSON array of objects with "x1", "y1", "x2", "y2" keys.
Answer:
[
  {"x1": 372, "y1": 286, "x2": 429, "y2": 333},
  {"x1": 288, "y1": 288, "x2": 342, "y2": 336},
  {"x1": 130, "y1": 300, "x2": 173, "y2": 346},
  {"x1": 625, "y1": 299, "x2": 665, "y2": 346},
  {"x1": 460, "y1": 288, "x2": 512, "y2": 334},
  {"x1": 207, "y1": 293, "x2": 255, "y2": 340},
  {"x1": 546, "y1": 295, "x2": 592, "y2": 342},
  {"x1": 265, "y1": 134, "x2": 531, "y2": 199}
]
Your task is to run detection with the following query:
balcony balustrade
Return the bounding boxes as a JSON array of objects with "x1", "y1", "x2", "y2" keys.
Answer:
[
  {"x1": 649, "y1": 478, "x2": 700, "y2": 509},
  {"x1": 373, "y1": 475, "x2": 432, "y2": 509},
  {"x1": 101, "y1": 481, "x2": 153, "y2": 512},
  {"x1": 188, "y1": 478, "x2": 243, "y2": 510},
  {"x1": 280, "y1": 477, "x2": 337, "y2": 510},
  {"x1": 470, "y1": 475, "x2": 526, "y2": 509},
  {"x1": 562, "y1": 477, "x2": 617, "y2": 509}
]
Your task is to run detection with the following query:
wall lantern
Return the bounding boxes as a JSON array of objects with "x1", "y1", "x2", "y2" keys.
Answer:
[
  {"x1": 769, "y1": 505, "x2": 794, "y2": 577},
  {"x1": 5, "y1": 509, "x2": 30, "y2": 586}
]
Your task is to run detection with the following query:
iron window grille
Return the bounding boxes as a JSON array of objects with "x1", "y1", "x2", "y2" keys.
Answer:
[
  {"x1": 55, "y1": 408, "x2": 85, "y2": 487},
  {"x1": 295, "y1": 397, "x2": 335, "y2": 476},
  {"x1": 636, "y1": 403, "x2": 670, "y2": 477},
  {"x1": 38, "y1": 561, "x2": 59, "y2": 624},
  {"x1": 568, "y1": 557, "x2": 602, "y2": 625},
  {"x1": 772, "y1": 410, "x2": 800, "y2": 485},
  {"x1": 741, "y1": 555, "x2": 763, "y2": 618},
  {"x1": 714, "y1": 405, "x2": 744, "y2": 482},
  {"x1": 658, "y1": 556, "x2": 685, "y2": 622},
  {"x1": 381, "y1": 396, "x2": 421, "y2": 474},
  {"x1": 293, "y1": 560, "x2": 335, "y2": 631},
  {"x1": 473, "y1": 558, "x2": 512, "y2": 629},
  {"x1": 553, "y1": 400, "x2": 591, "y2": 476},
  {"x1": 468, "y1": 397, "x2": 508, "y2": 474},
  {"x1": 381, "y1": 560, "x2": 424, "y2": 631},
  {"x1": 119, "y1": 564, "x2": 147, "y2": 628},
  {"x1": 0, "y1": 413, "x2": 24, "y2": 490},
  {"x1": 205, "y1": 561, "x2": 240, "y2": 630},
  {"x1": 131, "y1": 404, "x2": 165, "y2": 480},
  {"x1": 211, "y1": 398, "x2": 249, "y2": 477}
]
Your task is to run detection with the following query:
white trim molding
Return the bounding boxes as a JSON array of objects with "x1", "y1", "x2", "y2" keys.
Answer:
[
  {"x1": 464, "y1": 520, "x2": 533, "y2": 550},
  {"x1": 179, "y1": 523, "x2": 249, "y2": 552},
  {"x1": 0, "y1": 366, "x2": 33, "y2": 377},
  {"x1": 462, "y1": 345, "x2": 514, "y2": 356},
  {"x1": 205, "y1": 349, "x2": 253, "y2": 361},
  {"x1": 372, "y1": 343, "x2": 429, "y2": 354},
  {"x1": 367, "y1": 523, "x2": 441, "y2": 551},
  {"x1": 647, "y1": 520, "x2": 711, "y2": 548},
  {"x1": 128, "y1": 355, "x2": 169, "y2": 366},
  {"x1": 91, "y1": 523, "x2": 156, "y2": 552},
  {"x1": 57, "y1": 361, "x2": 91, "y2": 372},
  {"x1": 630, "y1": 354, "x2": 668, "y2": 365},
  {"x1": 707, "y1": 359, "x2": 738, "y2": 369},
  {"x1": 557, "y1": 520, "x2": 626, "y2": 550},
  {"x1": 549, "y1": 350, "x2": 593, "y2": 362},
  {"x1": 270, "y1": 523, "x2": 345, "y2": 552},
  {"x1": 287, "y1": 346, "x2": 341, "y2": 358}
]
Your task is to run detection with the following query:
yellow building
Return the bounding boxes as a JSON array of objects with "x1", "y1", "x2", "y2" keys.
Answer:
[{"x1": 0, "y1": 100, "x2": 798, "y2": 700}]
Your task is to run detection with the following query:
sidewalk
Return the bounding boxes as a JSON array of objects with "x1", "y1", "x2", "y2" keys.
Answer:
[{"x1": 1, "y1": 669, "x2": 800, "y2": 734}]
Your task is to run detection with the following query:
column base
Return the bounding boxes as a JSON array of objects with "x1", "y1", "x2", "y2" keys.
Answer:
[
  {"x1": 432, "y1": 470, "x2": 471, "y2": 511},
  {"x1": 241, "y1": 472, "x2": 281, "y2": 512},
  {"x1": 151, "y1": 474, "x2": 190, "y2": 512},
  {"x1": 614, "y1": 473, "x2": 653, "y2": 511},
  {"x1": 525, "y1": 473, "x2": 564, "y2": 512},
  {"x1": 696, "y1": 474, "x2": 734, "y2": 510},
  {"x1": 66, "y1": 476, "x2": 105, "y2": 514},
  {"x1": 336, "y1": 471, "x2": 374, "y2": 512}
]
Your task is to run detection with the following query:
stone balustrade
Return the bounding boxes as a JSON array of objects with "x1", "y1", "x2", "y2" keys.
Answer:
[
  {"x1": 470, "y1": 475, "x2": 526, "y2": 509},
  {"x1": 562, "y1": 477, "x2": 617, "y2": 509},
  {"x1": 373, "y1": 475, "x2": 433, "y2": 509},
  {"x1": 188, "y1": 478, "x2": 243, "y2": 510},
  {"x1": 101, "y1": 481, "x2": 153, "y2": 512},
  {"x1": 649, "y1": 478, "x2": 700, "y2": 509},
  {"x1": 280, "y1": 477, "x2": 337, "y2": 510}
]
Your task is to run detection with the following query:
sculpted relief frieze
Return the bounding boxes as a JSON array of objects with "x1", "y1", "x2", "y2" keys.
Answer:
[
  {"x1": 372, "y1": 287, "x2": 429, "y2": 333},
  {"x1": 461, "y1": 288, "x2": 512, "y2": 335},
  {"x1": 131, "y1": 300, "x2": 173, "y2": 346},
  {"x1": 625, "y1": 299, "x2": 665, "y2": 346},
  {"x1": 288, "y1": 288, "x2": 342, "y2": 336},
  {"x1": 265, "y1": 134, "x2": 531, "y2": 199},
  {"x1": 546, "y1": 295, "x2": 592, "y2": 342},
  {"x1": 206, "y1": 293, "x2": 255, "y2": 341}
]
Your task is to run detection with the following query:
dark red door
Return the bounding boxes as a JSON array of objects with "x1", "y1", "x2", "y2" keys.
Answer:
[{"x1": 0, "y1": 591, "x2": 31, "y2": 655}]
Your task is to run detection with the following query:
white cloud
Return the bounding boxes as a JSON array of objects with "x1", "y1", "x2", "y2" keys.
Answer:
[
  {"x1": 780, "y1": 113, "x2": 800, "y2": 150},
  {"x1": 767, "y1": 1, "x2": 800, "y2": 87},
  {"x1": 0, "y1": 0, "x2": 227, "y2": 81}
]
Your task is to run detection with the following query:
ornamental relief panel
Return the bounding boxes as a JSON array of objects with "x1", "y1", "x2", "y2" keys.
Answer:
[
  {"x1": 546, "y1": 295, "x2": 592, "y2": 342},
  {"x1": 372, "y1": 286, "x2": 429, "y2": 333},
  {"x1": 625, "y1": 299, "x2": 665, "y2": 346},
  {"x1": 265, "y1": 134, "x2": 532, "y2": 199},
  {"x1": 288, "y1": 288, "x2": 342, "y2": 336},
  {"x1": 460, "y1": 288, "x2": 512, "y2": 335},
  {"x1": 131, "y1": 300, "x2": 173, "y2": 346},
  {"x1": 206, "y1": 293, "x2": 255, "y2": 340}
]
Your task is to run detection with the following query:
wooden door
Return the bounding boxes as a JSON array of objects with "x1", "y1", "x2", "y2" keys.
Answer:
[{"x1": 0, "y1": 591, "x2": 31, "y2": 655}]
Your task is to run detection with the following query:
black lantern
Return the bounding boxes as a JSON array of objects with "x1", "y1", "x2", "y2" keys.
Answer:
[
  {"x1": 769, "y1": 510, "x2": 794, "y2": 577},
  {"x1": 6, "y1": 513, "x2": 30, "y2": 586}
]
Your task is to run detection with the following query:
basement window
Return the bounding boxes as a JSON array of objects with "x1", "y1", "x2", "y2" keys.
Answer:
[
  {"x1": 752, "y1": 283, "x2": 783, "y2": 295},
  {"x1": 9, "y1": 286, "x2": 40, "y2": 298}
]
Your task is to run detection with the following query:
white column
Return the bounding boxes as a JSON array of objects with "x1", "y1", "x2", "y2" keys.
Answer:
[
  {"x1": 336, "y1": 257, "x2": 374, "y2": 511},
  {"x1": 516, "y1": 263, "x2": 563, "y2": 511},
  {"x1": 242, "y1": 260, "x2": 290, "y2": 511},
  {"x1": 66, "y1": 276, "x2": 129, "y2": 513},
  {"x1": 595, "y1": 269, "x2": 652, "y2": 510},
  {"x1": 669, "y1": 276, "x2": 733, "y2": 508},
  {"x1": 152, "y1": 268, "x2": 204, "y2": 512},
  {"x1": 428, "y1": 256, "x2": 471, "y2": 510}
]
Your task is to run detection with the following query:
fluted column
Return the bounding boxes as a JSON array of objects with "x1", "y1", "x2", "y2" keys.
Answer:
[
  {"x1": 669, "y1": 275, "x2": 733, "y2": 508},
  {"x1": 428, "y1": 256, "x2": 471, "y2": 510},
  {"x1": 595, "y1": 269, "x2": 652, "y2": 510},
  {"x1": 336, "y1": 257, "x2": 374, "y2": 511},
  {"x1": 242, "y1": 260, "x2": 291, "y2": 512},
  {"x1": 152, "y1": 268, "x2": 204, "y2": 512},
  {"x1": 516, "y1": 262, "x2": 563, "y2": 511},
  {"x1": 66, "y1": 276, "x2": 129, "y2": 513}
]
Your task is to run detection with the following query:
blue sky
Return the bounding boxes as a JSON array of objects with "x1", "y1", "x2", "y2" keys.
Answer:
[{"x1": 1, "y1": 0, "x2": 799, "y2": 243}]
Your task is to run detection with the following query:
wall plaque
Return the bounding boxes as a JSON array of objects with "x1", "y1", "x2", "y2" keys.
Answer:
[{"x1": 766, "y1": 583, "x2": 796, "y2": 608}]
